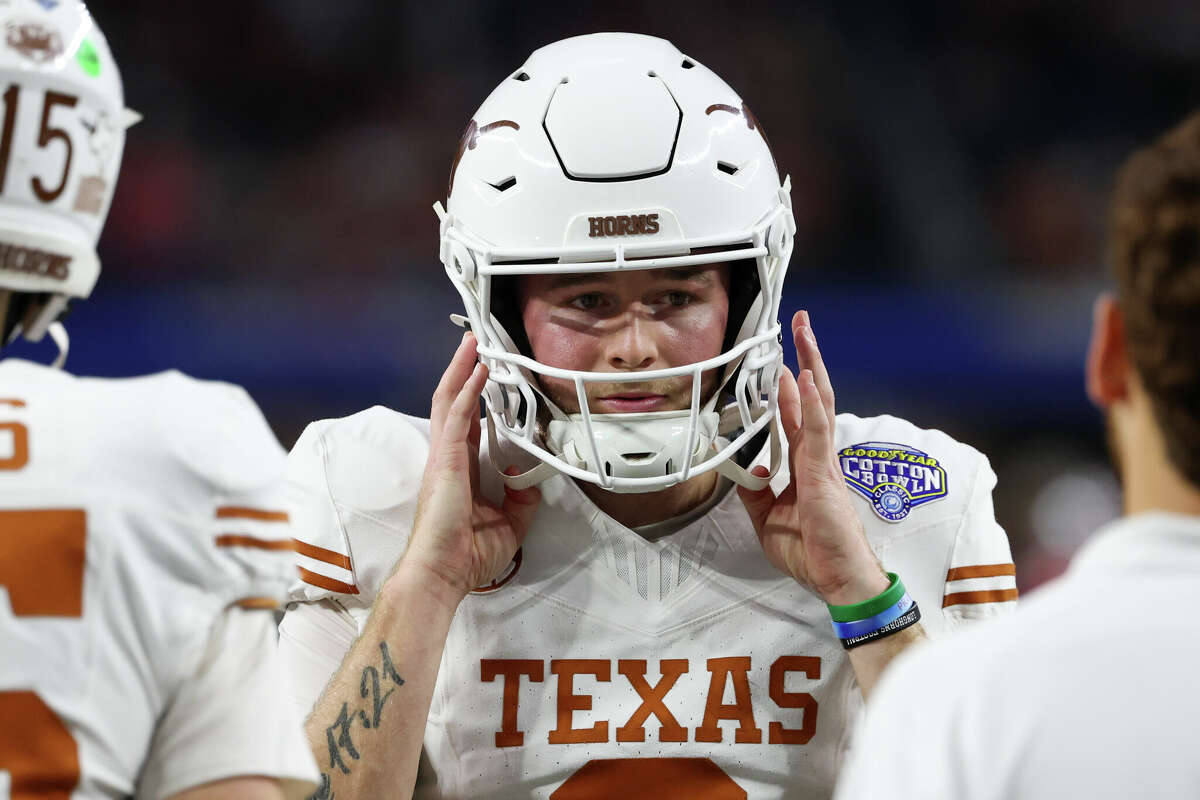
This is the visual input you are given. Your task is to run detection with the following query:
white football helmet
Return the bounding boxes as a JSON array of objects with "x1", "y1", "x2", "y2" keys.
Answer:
[
  {"x1": 436, "y1": 32, "x2": 794, "y2": 493},
  {"x1": 0, "y1": 0, "x2": 135, "y2": 364}
]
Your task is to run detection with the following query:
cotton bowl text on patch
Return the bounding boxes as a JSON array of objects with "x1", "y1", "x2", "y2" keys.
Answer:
[{"x1": 839, "y1": 442, "x2": 948, "y2": 523}]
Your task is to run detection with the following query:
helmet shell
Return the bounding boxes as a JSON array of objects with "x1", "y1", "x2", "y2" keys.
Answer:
[
  {"x1": 0, "y1": 0, "x2": 127, "y2": 326},
  {"x1": 440, "y1": 33, "x2": 793, "y2": 493},
  {"x1": 447, "y1": 32, "x2": 781, "y2": 252}
]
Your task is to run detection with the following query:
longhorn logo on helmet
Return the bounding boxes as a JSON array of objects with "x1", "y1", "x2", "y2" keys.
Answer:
[{"x1": 5, "y1": 20, "x2": 63, "y2": 63}]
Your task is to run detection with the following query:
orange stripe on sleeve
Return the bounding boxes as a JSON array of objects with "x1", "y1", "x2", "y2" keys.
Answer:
[
  {"x1": 233, "y1": 597, "x2": 280, "y2": 610},
  {"x1": 299, "y1": 566, "x2": 359, "y2": 595},
  {"x1": 293, "y1": 539, "x2": 352, "y2": 571},
  {"x1": 215, "y1": 534, "x2": 295, "y2": 551},
  {"x1": 0, "y1": 398, "x2": 27, "y2": 407},
  {"x1": 215, "y1": 506, "x2": 290, "y2": 522},
  {"x1": 946, "y1": 563, "x2": 1016, "y2": 582},
  {"x1": 942, "y1": 588, "x2": 1019, "y2": 608}
]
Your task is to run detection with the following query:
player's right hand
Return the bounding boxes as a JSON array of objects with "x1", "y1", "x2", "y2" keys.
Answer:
[{"x1": 397, "y1": 332, "x2": 541, "y2": 610}]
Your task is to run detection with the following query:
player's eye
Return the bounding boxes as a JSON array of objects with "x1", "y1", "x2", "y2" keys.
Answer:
[
  {"x1": 662, "y1": 291, "x2": 694, "y2": 307},
  {"x1": 568, "y1": 293, "x2": 606, "y2": 311}
]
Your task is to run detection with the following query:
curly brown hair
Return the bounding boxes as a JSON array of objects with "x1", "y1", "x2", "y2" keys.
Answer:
[{"x1": 1109, "y1": 111, "x2": 1200, "y2": 489}]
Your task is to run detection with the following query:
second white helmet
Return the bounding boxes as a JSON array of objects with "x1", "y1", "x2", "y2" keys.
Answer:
[{"x1": 0, "y1": 0, "x2": 134, "y2": 347}]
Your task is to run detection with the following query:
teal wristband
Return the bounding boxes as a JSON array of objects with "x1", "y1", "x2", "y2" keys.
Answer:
[{"x1": 827, "y1": 572, "x2": 905, "y2": 623}]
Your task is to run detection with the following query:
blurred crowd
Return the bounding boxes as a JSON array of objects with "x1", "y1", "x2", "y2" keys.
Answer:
[{"x1": 75, "y1": 0, "x2": 1200, "y2": 590}]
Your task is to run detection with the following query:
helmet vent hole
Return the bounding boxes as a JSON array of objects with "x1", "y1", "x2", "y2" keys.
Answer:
[
  {"x1": 559, "y1": 76, "x2": 569, "y2": 85},
  {"x1": 623, "y1": 452, "x2": 654, "y2": 463},
  {"x1": 665, "y1": 459, "x2": 674, "y2": 474},
  {"x1": 513, "y1": 71, "x2": 531, "y2": 81},
  {"x1": 604, "y1": 461, "x2": 613, "y2": 477},
  {"x1": 647, "y1": 70, "x2": 657, "y2": 78},
  {"x1": 681, "y1": 59, "x2": 695, "y2": 69},
  {"x1": 489, "y1": 176, "x2": 517, "y2": 192},
  {"x1": 717, "y1": 161, "x2": 740, "y2": 176}
]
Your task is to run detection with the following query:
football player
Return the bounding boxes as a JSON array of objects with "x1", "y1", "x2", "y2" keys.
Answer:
[
  {"x1": 834, "y1": 113, "x2": 1200, "y2": 799},
  {"x1": 0, "y1": 2, "x2": 317, "y2": 798},
  {"x1": 280, "y1": 33, "x2": 1016, "y2": 799}
]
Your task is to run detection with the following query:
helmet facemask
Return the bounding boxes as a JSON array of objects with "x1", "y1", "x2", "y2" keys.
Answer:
[{"x1": 438, "y1": 191, "x2": 793, "y2": 494}]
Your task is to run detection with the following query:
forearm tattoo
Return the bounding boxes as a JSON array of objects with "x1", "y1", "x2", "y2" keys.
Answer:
[{"x1": 308, "y1": 642, "x2": 406, "y2": 798}]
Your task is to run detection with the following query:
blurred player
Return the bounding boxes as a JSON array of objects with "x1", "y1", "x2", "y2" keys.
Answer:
[
  {"x1": 835, "y1": 112, "x2": 1200, "y2": 799},
  {"x1": 280, "y1": 34, "x2": 1016, "y2": 798},
  {"x1": 0, "y1": 2, "x2": 317, "y2": 797}
]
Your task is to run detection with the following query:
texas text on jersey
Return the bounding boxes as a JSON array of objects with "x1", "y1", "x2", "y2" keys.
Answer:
[{"x1": 282, "y1": 407, "x2": 1016, "y2": 798}]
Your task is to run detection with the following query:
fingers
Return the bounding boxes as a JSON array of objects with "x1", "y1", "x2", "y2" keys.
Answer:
[
  {"x1": 777, "y1": 364, "x2": 804, "y2": 450},
  {"x1": 468, "y1": 407, "x2": 482, "y2": 494},
  {"x1": 431, "y1": 332, "x2": 480, "y2": 446},
  {"x1": 438, "y1": 361, "x2": 489, "y2": 449},
  {"x1": 792, "y1": 310, "x2": 836, "y2": 423},
  {"x1": 795, "y1": 368, "x2": 834, "y2": 469}
]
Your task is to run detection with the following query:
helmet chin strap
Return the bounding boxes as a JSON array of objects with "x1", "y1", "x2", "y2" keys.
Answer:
[
  {"x1": 488, "y1": 404, "x2": 783, "y2": 493},
  {"x1": 486, "y1": 412, "x2": 557, "y2": 490},
  {"x1": 47, "y1": 322, "x2": 69, "y2": 370}
]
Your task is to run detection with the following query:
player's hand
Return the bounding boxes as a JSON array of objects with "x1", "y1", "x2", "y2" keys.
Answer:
[
  {"x1": 737, "y1": 310, "x2": 889, "y2": 605},
  {"x1": 397, "y1": 332, "x2": 541, "y2": 609}
]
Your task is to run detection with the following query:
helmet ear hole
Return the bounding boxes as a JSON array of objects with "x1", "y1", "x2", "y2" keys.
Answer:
[
  {"x1": 450, "y1": 242, "x2": 477, "y2": 281},
  {"x1": 722, "y1": 257, "x2": 762, "y2": 352}
]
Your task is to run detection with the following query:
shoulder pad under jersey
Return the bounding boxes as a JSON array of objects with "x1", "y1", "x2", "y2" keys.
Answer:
[
  {"x1": 288, "y1": 406, "x2": 431, "y2": 606},
  {"x1": 827, "y1": 413, "x2": 1017, "y2": 630},
  {"x1": 1, "y1": 365, "x2": 297, "y2": 607},
  {"x1": 147, "y1": 372, "x2": 296, "y2": 605}
]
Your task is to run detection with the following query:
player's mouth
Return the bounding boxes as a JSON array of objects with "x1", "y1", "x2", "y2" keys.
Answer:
[{"x1": 593, "y1": 392, "x2": 671, "y2": 413}]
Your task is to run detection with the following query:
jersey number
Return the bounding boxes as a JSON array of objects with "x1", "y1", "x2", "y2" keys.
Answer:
[
  {"x1": 0, "y1": 487, "x2": 86, "y2": 797},
  {"x1": 0, "y1": 399, "x2": 27, "y2": 471},
  {"x1": 0, "y1": 85, "x2": 80, "y2": 201},
  {"x1": 553, "y1": 757, "x2": 745, "y2": 799}
]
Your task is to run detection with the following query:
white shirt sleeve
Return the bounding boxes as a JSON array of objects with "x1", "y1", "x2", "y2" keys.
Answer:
[
  {"x1": 135, "y1": 606, "x2": 320, "y2": 800},
  {"x1": 278, "y1": 598, "x2": 362, "y2": 721},
  {"x1": 833, "y1": 640, "x2": 971, "y2": 800},
  {"x1": 940, "y1": 456, "x2": 1019, "y2": 627}
]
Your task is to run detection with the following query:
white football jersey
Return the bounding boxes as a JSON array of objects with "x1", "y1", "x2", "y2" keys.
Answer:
[
  {"x1": 282, "y1": 405, "x2": 1017, "y2": 799},
  {"x1": 0, "y1": 359, "x2": 318, "y2": 799}
]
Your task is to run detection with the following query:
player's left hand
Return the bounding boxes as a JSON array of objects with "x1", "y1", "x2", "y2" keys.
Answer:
[{"x1": 737, "y1": 310, "x2": 890, "y2": 605}]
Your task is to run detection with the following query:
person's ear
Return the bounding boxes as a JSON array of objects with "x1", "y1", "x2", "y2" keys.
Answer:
[{"x1": 1085, "y1": 294, "x2": 1131, "y2": 409}]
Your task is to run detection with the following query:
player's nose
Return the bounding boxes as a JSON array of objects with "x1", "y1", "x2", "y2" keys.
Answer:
[{"x1": 606, "y1": 312, "x2": 657, "y2": 371}]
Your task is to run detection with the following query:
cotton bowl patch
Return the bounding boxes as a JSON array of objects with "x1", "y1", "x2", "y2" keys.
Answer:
[{"x1": 840, "y1": 442, "x2": 948, "y2": 523}]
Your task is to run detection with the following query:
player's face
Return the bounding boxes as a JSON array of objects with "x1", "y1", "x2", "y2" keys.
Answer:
[{"x1": 518, "y1": 265, "x2": 730, "y2": 414}]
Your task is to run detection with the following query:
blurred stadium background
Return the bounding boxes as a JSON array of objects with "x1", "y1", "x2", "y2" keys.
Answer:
[{"x1": 14, "y1": 0, "x2": 1199, "y2": 592}]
